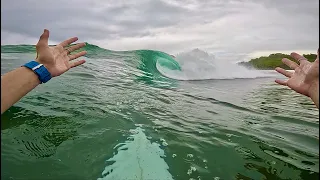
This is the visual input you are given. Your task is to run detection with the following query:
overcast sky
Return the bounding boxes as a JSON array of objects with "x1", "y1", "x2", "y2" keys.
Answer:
[{"x1": 1, "y1": 0, "x2": 319, "y2": 56}]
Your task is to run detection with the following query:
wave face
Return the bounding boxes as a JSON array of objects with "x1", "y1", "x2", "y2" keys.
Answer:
[
  {"x1": 2, "y1": 44, "x2": 275, "y2": 81},
  {"x1": 132, "y1": 50, "x2": 182, "y2": 86}
]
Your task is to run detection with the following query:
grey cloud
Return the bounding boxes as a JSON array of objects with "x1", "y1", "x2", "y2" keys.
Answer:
[
  {"x1": 1, "y1": 0, "x2": 319, "y2": 55},
  {"x1": 2, "y1": 0, "x2": 188, "y2": 40}
]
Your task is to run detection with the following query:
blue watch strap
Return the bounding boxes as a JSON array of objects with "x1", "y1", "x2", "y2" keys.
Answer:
[{"x1": 23, "y1": 61, "x2": 52, "y2": 83}]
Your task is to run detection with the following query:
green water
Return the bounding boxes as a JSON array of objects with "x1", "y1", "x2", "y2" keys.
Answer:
[{"x1": 1, "y1": 44, "x2": 319, "y2": 180}]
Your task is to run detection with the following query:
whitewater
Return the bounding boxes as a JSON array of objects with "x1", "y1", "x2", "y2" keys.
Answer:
[{"x1": 156, "y1": 48, "x2": 277, "y2": 80}]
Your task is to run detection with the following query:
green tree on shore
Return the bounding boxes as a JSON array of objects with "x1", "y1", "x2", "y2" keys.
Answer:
[{"x1": 238, "y1": 53, "x2": 317, "y2": 70}]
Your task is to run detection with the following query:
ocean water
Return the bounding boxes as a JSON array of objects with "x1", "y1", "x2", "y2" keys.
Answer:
[{"x1": 1, "y1": 44, "x2": 319, "y2": 180}]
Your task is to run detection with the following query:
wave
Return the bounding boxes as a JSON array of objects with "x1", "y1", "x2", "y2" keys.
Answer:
[
  {"x1": 132, "y1": 49, "x2": 181, "y2": 86},
  {"x1": 157, "y1": 49, "x2": 276, "y2": 80},
  {"x1": 1, "y1": 44, "x2": 276, "y2": 81}
]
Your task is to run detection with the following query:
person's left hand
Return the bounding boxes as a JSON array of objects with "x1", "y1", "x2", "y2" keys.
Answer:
[{"x1": 35, "y1": 29, "x2": 87, "y2": 77}]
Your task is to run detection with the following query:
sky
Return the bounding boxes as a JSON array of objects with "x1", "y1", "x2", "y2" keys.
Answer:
[{"x1": 1, "y1": 0, "x2": 319, "y2": 58}]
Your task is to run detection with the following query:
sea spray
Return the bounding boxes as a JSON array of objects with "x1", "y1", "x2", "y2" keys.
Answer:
[{"x1": 157, "y1": 49, "x2": 276, "y2": 80}]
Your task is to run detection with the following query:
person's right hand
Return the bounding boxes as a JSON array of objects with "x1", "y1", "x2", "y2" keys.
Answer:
[
  {"x1": 275, "y1": 50, "x2": 319, "y2": 97},
  {"x1": 35, "y1": 29, "x2": 87, "y2": 77}
]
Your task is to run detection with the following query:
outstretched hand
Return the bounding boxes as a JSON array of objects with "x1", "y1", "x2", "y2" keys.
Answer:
[
  {"x1": 275, "y1": 50, "x2": 319, "y2": 97},
  {"x1": 35, "y1": 29, "x2": 87, "y2": 77}
]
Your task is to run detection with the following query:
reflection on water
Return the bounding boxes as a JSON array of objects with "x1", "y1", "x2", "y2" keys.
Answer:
[{"x1": 98, "y1": 126, "x2": 173, "y2": 180}]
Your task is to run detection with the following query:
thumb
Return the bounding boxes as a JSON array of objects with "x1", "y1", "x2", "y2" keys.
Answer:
[{"x1": 36, "y1": 29, "x2": 49, "y2": 49}]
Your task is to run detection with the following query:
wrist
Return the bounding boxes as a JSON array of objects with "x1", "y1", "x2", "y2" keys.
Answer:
[
  {"x1": 307, "y1": 79, "x2": 319, "y2": 108},
  {"x1": 35, "y1": 58, "x2": 55, "y2": 77},
  {"x1": 308, "y1": 79, "x2": 319, "y2": 97},
  {"x1": 23, "y1": 61, "x2": 52, "y2": 83},
  {"x1": 20, "y1": 66, "x2": 41, "y2": 85}
]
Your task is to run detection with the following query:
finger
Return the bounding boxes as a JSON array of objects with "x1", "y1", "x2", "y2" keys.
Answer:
[
  {"x1": 68, "y1": 51, "x2": 87, "y2": 60},
  {"x1": 36, "y1": 29, "x2": 49, "y2": 49},
  {"x1": 275, "y1": 67, "x2": 293, "y2": 78},
  {"x1": 66, "y1": 43, "x2": 86, "y2": 52},
  {"x1": 59, "y1": 37, "x2": 78, "y2": 47},
  {"x1": 291, "y1": 52, "x2": 307, "y2": 62},
  {"x1": 282, "y1": 58, "x2": 299, "y2": 69},
  {"x1": 275, "y1": 79, "x2": 287, "y2": 86},
  {"x1": 70, "y1": 59, "x2": 86, "y2": 68},
  {"x1": 66, "y1": 48, "x2": 71, "y2": 55}
]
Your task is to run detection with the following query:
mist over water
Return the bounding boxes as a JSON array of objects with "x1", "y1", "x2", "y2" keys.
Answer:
[{"x1": 157, "y1": 49, "x2": 277, "y2": 80}]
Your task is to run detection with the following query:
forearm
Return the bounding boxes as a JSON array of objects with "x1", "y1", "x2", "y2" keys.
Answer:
[
  {"x1": 1, "y1": 67, "x2": 40, "y2": 114},
  {"x1": 309, "y1": 81, "x2": 319, "y2": 109}
]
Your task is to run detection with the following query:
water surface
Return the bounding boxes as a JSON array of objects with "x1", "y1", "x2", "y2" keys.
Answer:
[{"x1": 1, "y1": 45, "x2": 318, "y2": 180}]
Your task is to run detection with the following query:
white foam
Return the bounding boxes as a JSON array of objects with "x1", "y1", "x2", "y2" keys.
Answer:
[
  {"x1": 157, "y1": 49, "x2": 277, "y2": 80},
  {"x1": 98, "y1": 127, "x2": 173, "y2": 180}
]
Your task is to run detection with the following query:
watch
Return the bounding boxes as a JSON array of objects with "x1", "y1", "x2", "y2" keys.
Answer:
[{"x1": 23, "y1": 61, "x2": 52, "y2": 83}]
